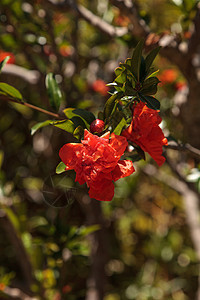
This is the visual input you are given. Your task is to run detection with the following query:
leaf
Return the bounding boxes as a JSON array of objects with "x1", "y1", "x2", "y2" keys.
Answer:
[
  {"x1": 140, "y1": 77, "x2": 160, "y2": 95},
  {"x1": 73, "y1": 125, "x2": 84, "y2": 139},
  {"x1": 0, "y1": 82, "x2": 23, "y2": 101},
  {"x1": 103, "y1": 93, "x2": 119, "y2": 120},
  {"x1": 115, "y1": 71, "x2": 127, "y2": 84},
  {"x1": 0, "y1": 56, "x2": 10, "y2": 73},
  {"x1": 31, "y1": 120, "x2": 52, "y2": 135},
  {"x1": 63, "y1": 108, "x2": 95, "y2": 125},
  {"x1": 139, "y1": 93, "x2": 160, "y2": 110},
  {"x1": 56, "y1": 161, "x2": 67, "y2": 174},
  {"x1": 131, "y1": 39, "x2": 144, "y2": 81},
  {"x1": 78, "y1": 225, "x2": 101, "y2": 237},
  {"x1": 45, "y1": 73, "x2": 62, "y2": 111},
  {"x1": 145, "y1": 46, "x2": 161, "y2": 76},
  {"x1": 139, "y1": 56, "x2": 146, "y2": 82},
  {"x1": 51, "y1": 119, "x2": 75, "y2": 133},
  {"x1": 113, "y1": 117, "x2": 127, "y2": 135},
  {"x1": 114, "y1": 67, "x2": 123, "y2": 77}
]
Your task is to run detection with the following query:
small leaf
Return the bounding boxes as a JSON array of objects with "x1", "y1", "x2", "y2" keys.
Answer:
[
  {"x1": 0, "y1": 82, "x2": 23, "y2": 101},
  {"x1": 51, "y1": 119, "x2": 75, "y2": 133},
  {"x1": 140, "y1": 77, "x2": 160, "y2": 95},
  {"x1": 31, "y1": 120, "x2": 52, "y2": 135},
  {"x1": 131, "y1": 39, "x2": 144, "y2": 81},
  {"x1": 0, "y1": 56, "x2": 10, "y2": 73},
  {"x1": 63, "y1": 108, "x2": 95, "y2": 126},
  {"x1": 139, "y1": 93, "x2": 160, "y2": 110},
  {"x1": 113, "y1": 116, "x2": 127, "y2": 135},
  {"x1": 114, "y1": 67, "x2": 123, "y2": 77},
  {"x1": 103, "y1": 93, "x2": 119, "y2": 120},
  {"x1": 56, "y1": 161, "x2": 67, "y2": 174},
  {"x1": 73, "y1": 125, "x2": 84, "y2": 139},
  {"x1": 145, "y1": 46, "x2": 161, "y2": 76},
  {"x1": 45, "y1": 73, "x2": 63, "y2": 111},
  {"x1": 115, "y1": 71, "x2": 127, "y2": 84}
]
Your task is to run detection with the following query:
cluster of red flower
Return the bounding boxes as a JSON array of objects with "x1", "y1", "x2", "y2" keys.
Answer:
[{"x1": 59, "y1": 101, "x2": 167, "y2": 201}]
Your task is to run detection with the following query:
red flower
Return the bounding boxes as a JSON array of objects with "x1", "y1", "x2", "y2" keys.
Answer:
[
  {"x1": 0, "y1": 51, "x2": 15, "y2": 64},
  {"x1": 59, "y1": 130, "x2": 135, "y2": 201},
  {"x1": 91, "y1": 79, "x2": 109, "y2": 96},
  {"x1": 122, "y1": 102, "x2": 168, "y2": 166}
]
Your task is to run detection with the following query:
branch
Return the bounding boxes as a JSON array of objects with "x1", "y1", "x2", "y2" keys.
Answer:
[
  {"x1": 187, "y1": 2, "x2": 200, "y2": 58},
  {"x1": 109, "y1": 0, "x2": 150, "y2": 37},
  {"x1": 46, "y1": 0, "x2": 128, "y2": 37},
  {"x1": 165, "y1": 141, "x2": 200, "y2": 160},
  {"x1": 1, "y1": 65, "x2": 40, "y2": 85},
  {"x1": 0, "y1": 95, "x2": 62, "y2": 119},
  {"x1": 2, "y1": 286, "x2": 37, "y2": 300},
  {"x1": 0, "y1": 210, "x2": 34, "y2": 291},
  {"x1": 79, "y1": 197, "x2": 108, "y2": 300}
]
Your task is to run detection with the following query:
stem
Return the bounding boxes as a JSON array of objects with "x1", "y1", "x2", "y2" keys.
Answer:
[{"x1": 0, "y1": 95, "x2": 62, "y2": 119}]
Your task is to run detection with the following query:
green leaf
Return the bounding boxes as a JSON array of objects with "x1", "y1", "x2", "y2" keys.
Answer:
[
  {"x1": 147, "y1": 69, "x2": 160, "y2": 79},
  {"x1": 145, "y1": 46, "x2": 161, "y2": 76},
  {"x1": 0, "y1": 56, "x2": 10, "y2": 73},
  {"x1": 140, "y1": 77, "x2": 160, "y2": 95},
  {"x1": 113, "y1": 116, "x2": 127, "y2": 135},
  {"x1": 131, "y1": 39, "x2": 144, "y2": 81},
  {"x1": 114, "y1": 67, "x2": 123, "y2": 77},
  {"x1": 139, "y1": 56, "x2": 146, "y2": 81},
  {"x1": 45, "y1": 73, "x2": 63, "y2": 111},
  {"x1": 139, "y1": 94, "x2": 160, "y2": 110},
  {"x1": 103, "y1": 93, "x2": 119, "y2": 120},
  {"x1": 0, "y1": 82, "x2": 23, "y2": 101},
  {"x1": 56, "y1": 161, "x2": 66, "y2": 174},
  {"x1": 51, "y1": 119, "x2": 75, "y2": 133},
  {"x1": 115, "y1": 71, "x2": 127, "y2": 84},
  {"x1": 73, "y1": 125, "x2": 84, "y2": 139},
  {"x1": 63, "y1": 108, "x2": 95, "y2": 126},
  {"x1": 31, "y1": 120, "x2": 52, "y2": 135}
]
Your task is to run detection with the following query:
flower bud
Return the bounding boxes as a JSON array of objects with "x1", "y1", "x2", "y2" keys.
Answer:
[{"x1": 90, "y1": 119, "x2": 105, "y2": 133}]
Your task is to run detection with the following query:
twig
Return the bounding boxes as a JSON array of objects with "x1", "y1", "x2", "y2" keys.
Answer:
[
  {"x1": 2, "y1": 286, "x2": 38, "y2": 300},
  {"x1": 164, "y1": 142, "x2": 200, "y2": 160},
  {"x1": 1, "y1": 65, "x2": 40, "y2": 85},
  {"x1": 109, "y1": 0, "x2": 150, "y2": 37},
  {"x1": 0, "y1": 95, "x2": 62, "y2": 119},
  {"x1": 46, "y1": 0, "x2": 128, "y2": 37}
]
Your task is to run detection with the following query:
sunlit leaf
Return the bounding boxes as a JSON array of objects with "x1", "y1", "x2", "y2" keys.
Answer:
[
  {"x1": 131, "y1": 39, "x2": 144, "y2": 81},
  {"x1": 56, "y1": 161, "x2": 66, "y2": 174},
  {"x1": 0, "y1": 82, "x2": 23, "y2": 101},
  {"x1": 0, "y1": 56, "x2": 10, "y2": 73},
  {"x1": 31, "y1": 120, "x2": 52, "y2": 135},
  {"x1": 45, "y1": 73, "x2": 63, "y2": 111}
]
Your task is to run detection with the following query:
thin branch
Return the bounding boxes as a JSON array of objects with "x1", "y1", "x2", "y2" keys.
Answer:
[
  {"x1": 2, "y1": 286, "x2": 37, "y2": 300},
  {"x1": 76, "y1": 5, "x2": 128, "y2": 37},
  {"x1": 109, "y1": 0, "x2": 150, "y2": 37},
  {"x1": 164, "y1": 141, "x2": 200, "y2": 160},
  {"x1": 0, "y1": 95, "x2": 62, "y2": 119},
  {"x1": 46, "y1": 0, "x2": 128, "y2": 37},
  {"x1": 1, "y1": 65, "x2": 40, "y2": 85}
]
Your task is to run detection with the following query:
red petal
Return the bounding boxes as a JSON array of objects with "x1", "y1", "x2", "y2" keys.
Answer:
[
  {"x1": 110, "y1": 133, "x2": 128, "y2": 157},
  {"x1": 88, "y1": 177, "x2": 115, "y2": 201},
  {"x1": 59, "y1": 143, "x2": 83, "y2": 169},
  {"x1": 112, "y1": 160, "x2": 135, "y2": 181}
]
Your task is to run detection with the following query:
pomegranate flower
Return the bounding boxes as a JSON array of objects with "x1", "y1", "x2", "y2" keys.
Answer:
[
  {"x1": 59, "y1": 130, "x2": 135, "y2": 201},
  {"x1": 122, "y1": 102, "x2": 168, "y2": 166}
]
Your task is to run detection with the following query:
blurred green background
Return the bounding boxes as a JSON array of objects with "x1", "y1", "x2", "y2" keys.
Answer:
[{"x1": 0, "y1": 0, "x2": 200, "y2": 299}]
